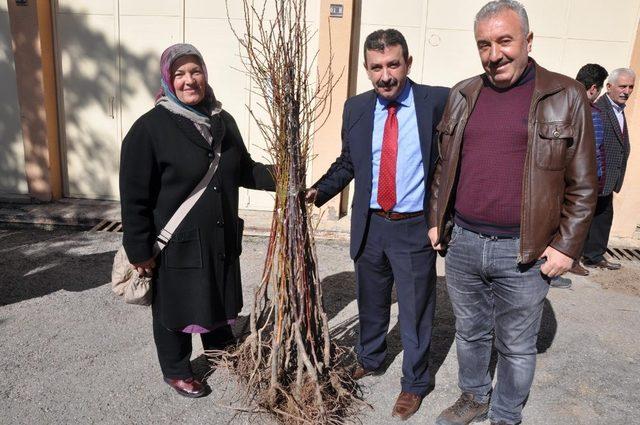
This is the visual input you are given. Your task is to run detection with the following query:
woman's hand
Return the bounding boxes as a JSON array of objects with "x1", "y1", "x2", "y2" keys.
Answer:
[{"x1": 131, "y1": 258, "x2": 156, "y2": 277}]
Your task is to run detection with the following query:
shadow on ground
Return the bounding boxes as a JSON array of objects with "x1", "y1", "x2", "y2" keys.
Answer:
[
  {"x1": 537, "y1": 298, "x2": 557, "y2": 353},
  {"x1": 321, "y1": 270, "x2": 558, "y2": 386},
  {"x1": 321, "y1": 272, "x2": 457, "y2": 385},
  {"x1": 0, "y1": 227, "x2": 116, "y2": 306}
]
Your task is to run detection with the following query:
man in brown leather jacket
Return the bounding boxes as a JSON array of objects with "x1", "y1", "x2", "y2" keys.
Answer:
[{"x1": 429, "y1": 1, "x2": 597, "y2": 425}]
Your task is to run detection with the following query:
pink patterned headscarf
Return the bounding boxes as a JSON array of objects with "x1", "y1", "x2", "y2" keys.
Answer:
[{"x1": 155, "y1": 43, "x2": 219, "y2": 116}]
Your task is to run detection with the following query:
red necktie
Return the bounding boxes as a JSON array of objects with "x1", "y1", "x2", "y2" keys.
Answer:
[{"x1": 377, "y1": 102, "x2": 398, "y2": 212}]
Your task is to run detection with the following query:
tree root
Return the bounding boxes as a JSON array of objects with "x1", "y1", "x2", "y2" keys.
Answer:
[{"x1": 207, "y1": 339, "x2": 365, "y2": 424}]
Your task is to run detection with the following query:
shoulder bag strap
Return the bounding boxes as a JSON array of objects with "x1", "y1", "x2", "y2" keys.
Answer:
[{"x1": 152, "y1": 138, "x2": 222, "y2": 255}]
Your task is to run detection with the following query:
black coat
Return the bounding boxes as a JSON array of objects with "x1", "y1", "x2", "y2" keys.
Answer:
[
  {"x1": 120, "y1": 105, "x2": 274, "y2": 329},
  {"x1": 313, "y1": 82, "x2": 449, "y2": 259}
]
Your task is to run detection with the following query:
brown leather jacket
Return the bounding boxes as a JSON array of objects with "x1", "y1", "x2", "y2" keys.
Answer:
[{"x1": 428, "y1": 62, "x2": 598, "y2": 264}]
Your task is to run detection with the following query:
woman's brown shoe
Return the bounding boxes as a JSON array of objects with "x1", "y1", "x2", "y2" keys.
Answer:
[{"x1": 163, "y1": 377, "x2": 208, "y2": 398}]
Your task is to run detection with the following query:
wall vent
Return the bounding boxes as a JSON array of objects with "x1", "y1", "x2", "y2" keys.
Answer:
[
  {"x1": 606, "y1": 247, "x2": 640, "y2": 263},
  {"x1": 90, "y1": 220, "x2": 122, "y2": 233}
]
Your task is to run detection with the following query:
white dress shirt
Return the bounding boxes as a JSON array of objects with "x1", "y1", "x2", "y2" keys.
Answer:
[{"x1": 606, "y1": 94, "x2": 626, "y2": 133}]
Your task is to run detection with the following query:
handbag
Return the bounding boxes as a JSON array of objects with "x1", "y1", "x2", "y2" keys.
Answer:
[
  {"x1": 111, "y1": 246, "x2": 153, "y2": 305},
  {"x1": 111, "y1": 137, "x2": 221, "y2": 305}
]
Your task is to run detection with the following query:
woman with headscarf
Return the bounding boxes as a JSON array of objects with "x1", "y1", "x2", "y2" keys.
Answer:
[{"x1": 119, "y1": 44, "x2": 274, "y2": 398}]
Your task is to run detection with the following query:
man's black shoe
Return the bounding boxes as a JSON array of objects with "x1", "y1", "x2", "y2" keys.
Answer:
[{"x1": 583, "y1": 259, "x2": 622, "y2": 270}]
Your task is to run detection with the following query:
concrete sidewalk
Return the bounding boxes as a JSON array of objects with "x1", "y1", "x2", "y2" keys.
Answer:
[
  {"x1": 3, "y1": 197, "x2": 639, "y2": 247},
  {"x1": 0, "y1": 199, "x2": 352, "y2": 241},
  {"x1": 0, "y1": 225, "x2": 638, "y2": 424}
]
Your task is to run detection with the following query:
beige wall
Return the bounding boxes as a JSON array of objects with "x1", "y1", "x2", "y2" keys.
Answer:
[
  {"x1": 311, "y1": 0, "x2": 357, "y2": 219},
  {"x1": 613, "y1": 22, "x2": 640, "y2": 238},
  {"x1": 2, "y1": 0, "x2": 640, "y2": 238},
  {"x1": 186, "y1": 1, "x2": 320, "y2": 210},
  {"x1": 54, "y1": 0, "x2": 319, "y2": 209},
  {"x1": 345, "y1": 0, "x2": 640, "y2": 239},
  {"x1": 353, "y1": 0, "x2": 640, "y2": 90},
  {"x1": 0, "y1": 2, "x2": 28, "y2": 196}
]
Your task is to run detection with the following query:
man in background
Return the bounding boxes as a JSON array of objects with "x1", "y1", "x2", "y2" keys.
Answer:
[
  {"x1": 582, "y1": 68, "x2": 636, "y2": 271},
  {"x1": 570, "y1": 63, "x2": 608, "y2": 276}
]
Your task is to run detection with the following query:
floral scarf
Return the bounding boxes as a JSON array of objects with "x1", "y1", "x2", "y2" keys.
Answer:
[{"x1": 154, "y1": 43, "x2": 222, "y2": 144}]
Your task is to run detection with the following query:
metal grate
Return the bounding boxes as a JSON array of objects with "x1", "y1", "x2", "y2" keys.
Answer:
[
  {"x1": 606, "y1": 247, "x2": 640, "y2": 263},
  {"x1": 90, "y1": 220, "x2": 122, "y2": 233}
]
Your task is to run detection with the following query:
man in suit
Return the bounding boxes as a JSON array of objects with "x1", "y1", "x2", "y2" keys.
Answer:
[
  {"x1": 582, "y1": 68, "x2": 635, "y2": 270},
  {"x1": 306, "y1": 29, "x2": 448, "y2": 420}
]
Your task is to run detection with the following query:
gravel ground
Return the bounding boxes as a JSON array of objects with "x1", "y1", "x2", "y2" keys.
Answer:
[{"x1": 0, "y1": 226, "x2": 638, "y2": 424}]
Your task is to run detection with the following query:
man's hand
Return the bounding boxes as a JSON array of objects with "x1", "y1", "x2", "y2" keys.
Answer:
[
  {"x1": 305, "y1": 188, "x2": 318, "y2": 204},
  {"x1": 131, "y1": 257, "x2": 156, "y2": 277},
  {"x1": 538, "y1": 246, "x2": 573, "y2": 278},
  {"x1": 428, "y1": 227, "x2": 443, "y2": 251}
]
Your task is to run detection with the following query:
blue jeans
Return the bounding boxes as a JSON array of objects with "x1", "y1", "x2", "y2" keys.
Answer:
[{"x1": 445, "y1": 225, "x2": 550, "y2": 424}]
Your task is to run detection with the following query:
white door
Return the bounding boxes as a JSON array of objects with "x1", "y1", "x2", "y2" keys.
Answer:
[
  {"x1": 56, "y1": 0, "x2": 120, "y2": 199},
  {"x1": 118, "y1": 1, "x2": 183, "y2": 134}
]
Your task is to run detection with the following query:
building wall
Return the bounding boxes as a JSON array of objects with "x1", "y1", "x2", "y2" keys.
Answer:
[
  {"x1": 613, "y1": 22, "x2": 640, "y2": 239},
  {"x1": 346, "y1": 0, "x2": 640, "y2": 238},
  {"x1": 353, "y1": 0, "x2": 640, "y2": 90},
  {"x1": 52, "y1": 0, "x2": 318, "y2": 210},
  {"x1": 0, "y1": 2, "x2": 28, "y2": 196},
  {"x1": 2, "y1": 0, "x2": 640, "y2": 238}
]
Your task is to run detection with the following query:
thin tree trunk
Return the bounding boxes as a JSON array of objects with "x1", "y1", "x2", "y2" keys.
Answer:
[{"x1": 208, "y1": 1, "x2": 362, "y2": 423}]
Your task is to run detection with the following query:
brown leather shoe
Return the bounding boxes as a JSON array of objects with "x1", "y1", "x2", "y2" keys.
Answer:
[
  {"x1": 568, "y1": 262, "x2": 589, "y2": 276},
  {"x1": 583, "y1": 259, "x2": 622, "y2": 270},
  {"x1": 163, "y1": 377, "x2": 207, "y2": 398},
  {"x1": 391, "y1": 391, "x2": 423, "y2": 420},
  {"x1": 435, "y1": 392, "x2": 489, "y2": 425}
]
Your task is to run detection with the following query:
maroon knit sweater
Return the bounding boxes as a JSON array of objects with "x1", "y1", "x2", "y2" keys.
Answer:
[{"x1": 454, "y1": 62, "x2": 535, "y2": 236}]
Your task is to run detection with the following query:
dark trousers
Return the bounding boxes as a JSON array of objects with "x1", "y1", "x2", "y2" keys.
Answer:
[
  {"x1": 152, "y1": 307, "x2": 234, "y2": 379},
  {"x1": 354, "y1": 213, "x2": 437, "y2": 396},
  {"x1": 582, "y1": 194, "x2": 614, "y2": 263}
]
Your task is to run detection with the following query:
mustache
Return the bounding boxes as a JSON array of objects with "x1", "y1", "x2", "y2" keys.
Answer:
[
  {"x1": 488, "y1": 59, "x2": 510, "y2": 69},
  {"x1": 376, "y1": 78, "x2": 398, "y2": 89}
]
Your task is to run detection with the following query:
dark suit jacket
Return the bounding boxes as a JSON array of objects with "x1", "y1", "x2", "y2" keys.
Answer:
[
  {"x1": 595, "y1": 95, "x2": 631, "y2": 195},
  {"x1": 313, "y1": 81, "x2": 449, "y2": 259}
]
